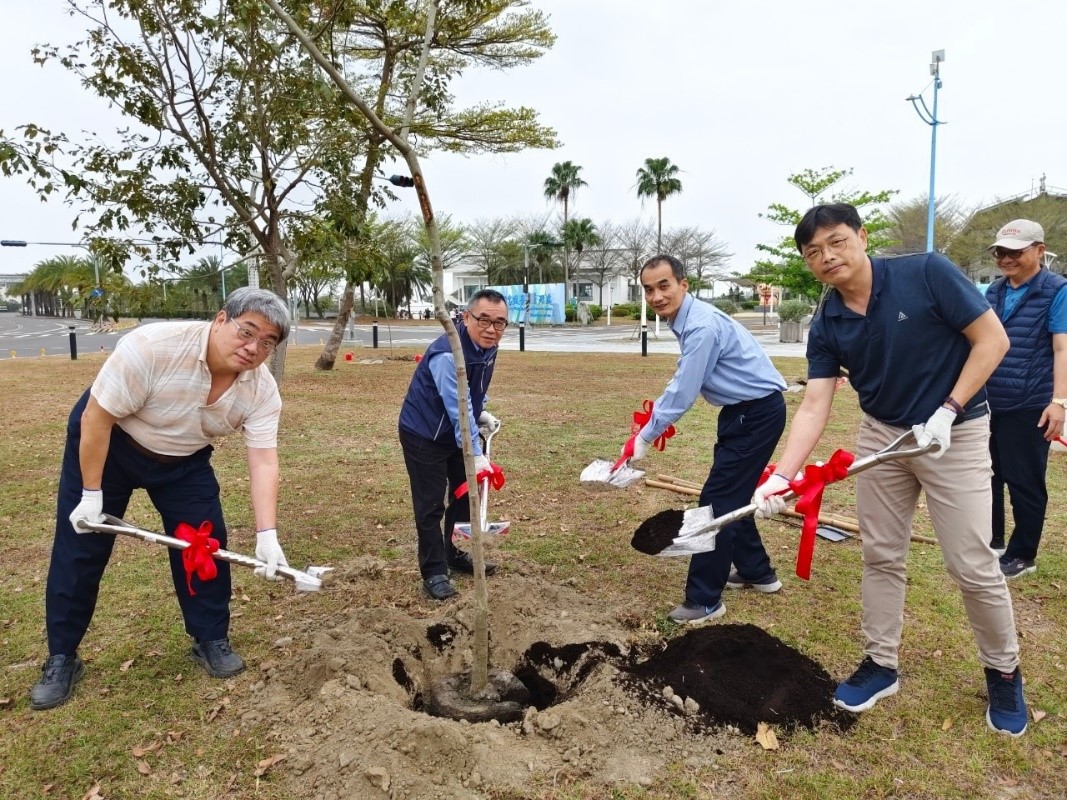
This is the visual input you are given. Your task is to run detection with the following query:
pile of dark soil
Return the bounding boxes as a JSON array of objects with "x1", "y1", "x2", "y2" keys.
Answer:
[
  {"x1": 619, "y1": 623, "x2": 856, "y2": 735},
  {"x1": 631, "y1": 508, "x2": 684, "y2": 554}
]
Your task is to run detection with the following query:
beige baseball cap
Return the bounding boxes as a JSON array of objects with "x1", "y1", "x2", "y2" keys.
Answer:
[{"x1": 990, "y1": 219, "x2": 1044, "y2": 250}]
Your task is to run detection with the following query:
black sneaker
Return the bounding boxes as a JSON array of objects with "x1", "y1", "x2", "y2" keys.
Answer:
[
  {"x1": 190, "y1": 638, "x2": 246, "y2": 678},
  {"x1": 423, "y1": 574, "x2": 458, "y2": 600},
  {"x1": 447, "y1": 551, "x2": 497, "y2": 576},
  {"x1": 1000, "y1": 557, "x2": 1036, "y2": 580},
  {"x1": 985, "y1": 666, "x2": 1027, "y2": 736},
  {"x1": 29, "y1": 654, "x2": 86, "y2": 711}
]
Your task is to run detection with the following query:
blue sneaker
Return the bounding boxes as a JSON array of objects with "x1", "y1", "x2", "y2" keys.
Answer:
[
  {"x1": 833, "y1": 657, "x2": 899, "y2": 712},
  {"x1": 985, "y1": 667, "x2": 1027, "y2": 736},
  {"x1": 667, "y1": 600, "x2": 726, "y2": 625}
]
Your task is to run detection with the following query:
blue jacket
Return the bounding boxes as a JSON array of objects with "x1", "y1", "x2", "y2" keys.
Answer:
[
  {"x1": 986, "y1": 268, "x2": 1067, "y2": 413},
  {"x1": 398, "y1": 325, "x2": 496, "y2": 445}
]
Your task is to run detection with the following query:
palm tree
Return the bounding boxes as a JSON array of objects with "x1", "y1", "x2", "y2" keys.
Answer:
[
  {"x1": 543, "y1": 161, "x2": 587, "y2": 304},
  {"x1": 636, "y1": 157, "x2": 683, "y2": 253},
  {"x1": 562, "y1": 217, "x2": 601, "y2": 296}
]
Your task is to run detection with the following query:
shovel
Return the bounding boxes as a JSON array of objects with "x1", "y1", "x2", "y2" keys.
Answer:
[
  {"x1": 453, "y1": 423, "x2": 511, "y2": 542},
  {"x1": 581, "y1": 399, "x2": 674, "y2": 489},
  {"x1": 651, "y1": 429, "x2": 936, "y2": 558},
  {"x1": 81, "y1": 514, "x2": 329, "y2": 591}
]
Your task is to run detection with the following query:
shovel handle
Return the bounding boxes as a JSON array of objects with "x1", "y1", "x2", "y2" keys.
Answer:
[
  {"x1": 690, "y1": 430, "x2": 936, "y2": 538},
  {"x1": 82, "y1": 515, "x2": 323, "y2": 591}
]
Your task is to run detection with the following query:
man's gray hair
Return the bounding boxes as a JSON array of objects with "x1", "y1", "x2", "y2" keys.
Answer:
[{"x1": 221, "y1": 288, "x2": 291, "y2": 341}]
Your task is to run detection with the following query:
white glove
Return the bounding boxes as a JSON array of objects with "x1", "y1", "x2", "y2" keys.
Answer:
[
  {"x1": 254, "y1": 528, "x2": 289, "y2": 580},
  {"x1": 477, "y1": 410, "x2": 500, "y2": 437},
  {"x1": 473, "y1": 455, "x2": 492, "y2": 475},
  {"x1": 70, "y1": 489, "x2": 104, "y2": 533},
  {"x1": 628, "y1": 434, "x2": 651, "y2": 464},
  {"x1": 752, "y1": 474, "x2": 792, "y2": 519},
  {"x1": 912, "y1": 406, "x2": 956, "y2": 460}
]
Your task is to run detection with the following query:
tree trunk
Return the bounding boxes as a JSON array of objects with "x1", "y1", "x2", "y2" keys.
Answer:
[{"x1": 315, "y1": 281, "x2": 355, "y2": 370}]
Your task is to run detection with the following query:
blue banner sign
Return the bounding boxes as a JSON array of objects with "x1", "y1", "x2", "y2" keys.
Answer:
[{"x1": 488, "y1": 283, "x2": 565, "y2": 325}]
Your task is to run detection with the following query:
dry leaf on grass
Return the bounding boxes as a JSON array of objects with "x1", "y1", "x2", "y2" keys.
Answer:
[
  {"x1": 0, "y1": 697, "x2": 11, "y2": 708},
  {"x1": 254, "y1": 753, "x2": 287, "y2": 776},
  {"x1": 1030, "y1": 709, "x2": 1046, "y2": 722},
  {"x1": 80, "y1": 783, "x2": 104, "y2": 800},
  {"x1": 207, "y1": 697, "x2": 231, "y2": 722},
  {"x1": 119, "y1": 659, "x2": 134, "y2": 673},
  {"x1": 941, "y1": 717, "x2": 953, "y2": 731},
  {"x1": 755, "y1": 722, "x2": 779, "y2": 750},
  {"x1": 1059, "y1": 741, "x2": 1067, "y2": 757},
  {"x1": 131, "y1": 741, "x2": 161, "y2": 758},
  {"x1": 831, "y1": 760, "x2": 847, "y2": 771},
  {"x1": 136, "y1": 761, "x2": 151, "y2": 776},
  {"x1": 997, "y1": 776, "x2": 1019, "y2": 787}
]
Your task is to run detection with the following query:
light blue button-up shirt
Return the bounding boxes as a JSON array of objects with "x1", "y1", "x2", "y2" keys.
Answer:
[{"x1": 639, "y1": 294, "x2": 786, "y2": 443}]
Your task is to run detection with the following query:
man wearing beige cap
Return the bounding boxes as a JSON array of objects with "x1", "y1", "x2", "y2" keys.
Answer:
[{"x1": 985, "y1": 219, "x2": 1067, "y2": 578}]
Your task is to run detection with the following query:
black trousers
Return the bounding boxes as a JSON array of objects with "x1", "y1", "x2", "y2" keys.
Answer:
[
  {"x1": 686, "y1": 392, "x2": 786, "y2": 607},
  {"x1": 398, "y1": 427, "x2": 469, "y2": 579},
  {"x1": 990, "y1": 408, "x2": 1050, "y2": 561},
  {"x1": 46, "y1": 389, "x2": 229, "y2": 657}
]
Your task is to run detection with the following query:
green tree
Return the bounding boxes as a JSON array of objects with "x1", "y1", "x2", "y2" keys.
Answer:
[
  {"x1": 562, "y1": 217, "x2": 601, "y2": 295},
  {"x1": 635, "y1": 157, "x2": 683, "y2": 253},
  {"x1": 750, "y1": 166, "x2": 898, "y2": 300},
  {"x1": 311, "y1": 0, "x2": 558, "y2": 369},
  {"x1": 543, "y1": 161, "x2": 587, "y2": 304},
  {"x1": 883, "y1": 194, "x2": 968, "y2": 256}
]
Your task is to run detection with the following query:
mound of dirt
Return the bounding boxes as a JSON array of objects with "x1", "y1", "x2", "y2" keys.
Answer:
[{"x1": 241, "y1": 569, "x2": 852, "y2": 799}]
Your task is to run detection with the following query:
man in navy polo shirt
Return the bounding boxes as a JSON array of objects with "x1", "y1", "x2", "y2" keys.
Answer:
[
  {"x1": 984, "y1": 219, "x2": 1067, "y2": 578},
  {"x1": 753, "y1": 203, "x2": 1027, "y2": 736}
]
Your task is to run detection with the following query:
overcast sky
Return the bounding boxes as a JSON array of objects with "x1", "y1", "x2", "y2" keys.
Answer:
[{"x1": 2, "y1": 0, "x2": 1065, "y2": 277}]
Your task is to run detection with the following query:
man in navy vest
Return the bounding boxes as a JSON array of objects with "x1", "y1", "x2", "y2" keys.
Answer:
[
  {"x1": 985, "y1": 219, "x2": 1067, "y2": 578},
  {"x1": 399, "y1": 289, "x2": 508, "y2": 600}
]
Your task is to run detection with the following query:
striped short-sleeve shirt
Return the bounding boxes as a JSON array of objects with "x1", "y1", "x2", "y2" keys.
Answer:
[{"x1": 91, "y1": 321, "x2": 282, "y2": 456}]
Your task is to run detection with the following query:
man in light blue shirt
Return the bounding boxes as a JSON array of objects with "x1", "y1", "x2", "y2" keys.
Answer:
[{"x1": 625, "y1": 255, "x2": 787, "y2": 623}]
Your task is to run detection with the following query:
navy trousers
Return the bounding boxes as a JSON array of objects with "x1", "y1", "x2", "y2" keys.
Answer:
[
  {"x1": 990, "y1": 408, "x2": 1050, "y2": 561},
  {"x1": 46, "y1": 389, "x2": 230, "y2": 656},
  {"x1": 686, "y1": 392, "x2": 786, "y2": 607},
  {"x1": 398, "y1": 427, "x2": 470, "y2": 579}
]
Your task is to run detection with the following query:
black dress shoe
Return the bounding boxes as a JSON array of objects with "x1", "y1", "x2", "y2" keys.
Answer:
[
  {"x1": 191, "y1": 638, "x2": 246, "y2": 678},
  {"x1": 30, "y1": 654, "x2": 85, "y2": 711},
  {"x1": 423, "y1": 574, "x2": 458, "y2": 600},
  {"x1": 448, "y1": 551, "x2": 497, "y2": 576}
]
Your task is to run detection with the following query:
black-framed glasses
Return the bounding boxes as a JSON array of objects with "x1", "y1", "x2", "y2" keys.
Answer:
[
  {"x1": 991, "y1": 244, "x2": 1035, "y2": 261},
  {"x1": 228, "y1": 317, "x2": 278, "y2": 353},
  {"x1": 802, "y1": 235, "x2": 850, "y2": 264},
  {"x1": 468, "y1": 313, "x2": 508, "y2": 332}
]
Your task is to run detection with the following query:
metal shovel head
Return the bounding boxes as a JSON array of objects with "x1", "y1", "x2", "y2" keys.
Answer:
[
  {"x1": 580, "y1": 458, "x2": 645, "y2": 489},
  {"x1": 451, "y1": 520, "x2": 511, "y2": 543}
]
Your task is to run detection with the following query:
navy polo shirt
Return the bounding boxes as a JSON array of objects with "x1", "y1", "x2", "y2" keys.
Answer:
[{"x1": 807, "y1": 252, "x2": 991, "y2": 428}]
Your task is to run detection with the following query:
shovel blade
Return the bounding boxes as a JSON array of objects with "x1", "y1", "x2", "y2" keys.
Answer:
[
  {"x1": 657, "y1": 529, "x2": 719, "y2": 557},
  {"x1": 580, "y1": 458, "x2": 645, "y2": 489},
  {"x1": 452, "y1": 520, "x2": 511, "y2": 543}
]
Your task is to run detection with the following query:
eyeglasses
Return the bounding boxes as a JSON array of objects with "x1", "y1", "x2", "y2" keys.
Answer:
[
  {"x1": 228, "y1": 317, "x2": 278, "y2": 353},
  {"x1": 991, "y1": 244, "x2": 1035, "y2": 261},
  {"x1": 468, "y1": 313, "x2": 508, "y2": 332},
  {"x1": 802, "y1": 235, "x2": 851, "y2": 264}
]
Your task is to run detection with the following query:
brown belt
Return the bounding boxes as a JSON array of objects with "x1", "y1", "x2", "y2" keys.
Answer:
[{"x1": 120, "y1": 430, "x2": 187, "y2": 464}]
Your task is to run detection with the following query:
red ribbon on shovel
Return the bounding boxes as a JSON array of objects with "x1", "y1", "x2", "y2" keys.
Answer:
[
  {"x1": 175, "y1": 521, "x2": 220, "y2": 596},
  {"x1": 611, "y1": 400, "x2": 677, "y2": 472},
  {"x1": 454, "y1": 462, "x2": 506, "y2": 499},
  {"x1": 758, "y1": 450, "x2": 854, "y2": 580}
]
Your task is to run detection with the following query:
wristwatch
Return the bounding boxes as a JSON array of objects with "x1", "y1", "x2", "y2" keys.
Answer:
[{"x1": 1053, "y1": 398, "x2": 1067, "y2": 410}]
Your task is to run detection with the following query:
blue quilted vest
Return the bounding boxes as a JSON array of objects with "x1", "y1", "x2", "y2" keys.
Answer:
[
  {"x1": 985, "y1": 268, "x2": 1067, "y2": 413},
  {"x1": 398, "y1": 325, "x2": 496, "y2": 444}
]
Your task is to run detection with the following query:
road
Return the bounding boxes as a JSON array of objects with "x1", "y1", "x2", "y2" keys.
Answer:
[{"x1": 0, "y1": 314, "x2": 808, "y2": 360}]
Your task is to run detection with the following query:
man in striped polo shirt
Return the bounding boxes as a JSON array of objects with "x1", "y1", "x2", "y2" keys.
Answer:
[{"x1": 30, "y1": 287, "x2": 293, "y2": 711}]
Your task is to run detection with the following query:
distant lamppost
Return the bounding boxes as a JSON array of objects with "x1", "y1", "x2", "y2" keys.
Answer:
[
  {"x1": 2, "y1": 239, "x2": 100, "y2": 287},
  {"x1": 520, "y1": 240, "x2": 562, "y2": 352},
  {"x1": 906, "y1": 49, "x2": 945, "y2": 253}
]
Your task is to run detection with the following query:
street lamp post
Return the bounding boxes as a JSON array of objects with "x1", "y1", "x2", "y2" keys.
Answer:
[
  {"x1": 520, "y1": 240, "x2": 562, "y2": 353},
  {"x1": 906, "y1": 49, "x2": 945, "y2": 253}
]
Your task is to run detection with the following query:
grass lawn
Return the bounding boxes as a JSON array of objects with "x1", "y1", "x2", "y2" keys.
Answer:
[{"x1": 1, "y1": 342, "x2": 1065, "y2": 799}]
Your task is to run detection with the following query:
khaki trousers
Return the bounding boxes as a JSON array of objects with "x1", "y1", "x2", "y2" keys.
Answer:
[{"x1": 854, "y1": 414, "x2": 1020, "y2": 672}]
